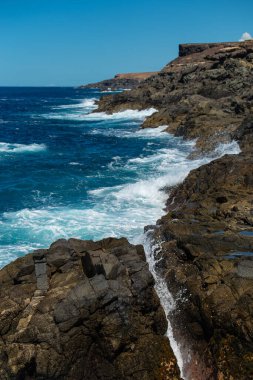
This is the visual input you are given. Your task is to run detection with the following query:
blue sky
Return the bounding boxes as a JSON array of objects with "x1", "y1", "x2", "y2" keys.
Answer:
[{"x1": 0, "y1": 0, "x2": 252, "y2": 86}]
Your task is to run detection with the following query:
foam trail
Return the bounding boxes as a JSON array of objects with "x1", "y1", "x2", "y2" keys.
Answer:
[
  {"x1": 0, "y1": 142, "x2": 46, "y2": 154},
  {"x1": 82, "y1": 108, "x2": 157, "y2": 121},
  {"x1": 142, "y1": 232, "x2": 184, "y2": 376},
  {"x1": 45, "y1": 107, "x2": 157, "y2": 121}
]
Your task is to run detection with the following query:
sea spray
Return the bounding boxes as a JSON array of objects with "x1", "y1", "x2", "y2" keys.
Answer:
[
  {"x1": 142, "y1": 230, "x2": 185, "y2": 376},
  {"x1": 0, "y1": 88, "x2": 243, "y2": 376}
]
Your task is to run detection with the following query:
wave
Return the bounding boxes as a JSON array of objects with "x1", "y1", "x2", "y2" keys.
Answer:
[
  {"x1": 0, "y1": 244, "x2": 42, "y2": 269},
  {"x1": 81, "y1": 108, "x2": 157, "y2": 121},
  {"x1": 91, "y1": 139, "x2": 241, "y2": 206},
  {"x1": 45, "y1": 107, "x2": 157, "y2": 122},
  {"x1": 1, "y1": 141, "x2": 239, "y2": 267},
  {"x1": 0, "y1": 110, "x2": 241, "y2": 269},
  {"x1": 0, "y1": 142, "x2": 46, "y2": 154},
  {"x1": 53, "y1": 98, "x2": 98, "y2": 110},
  {"x1": 88, "y1": 124, "x2": 172, "y2": 140}
]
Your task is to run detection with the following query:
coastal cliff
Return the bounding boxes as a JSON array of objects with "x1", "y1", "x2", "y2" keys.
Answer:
[
  {"x1": 80, "y1": 72, "x2": 158, "y2": 91},
  {"x1": 96, "y1": 40, "x2": 253, "y2": 155},
  {"x1": 94, "y1": 41, "x2": 253, "y2": 378},
  {"x1": 1, "y1": 41, "x2": 253, "y2": 379}
]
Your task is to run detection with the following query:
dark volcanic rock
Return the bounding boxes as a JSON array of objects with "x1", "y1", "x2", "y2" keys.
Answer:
[
  {"x1": 94, "y1": 40, "x2": 253, "y2": 378},
  {"x1": 80, "y1": 72, "x2": 158, "y2": 91},
  {"x1": 150, "y1": 123, "x2": 253, "y2": 378},
  {"x1": 0, "y1": 237, "x2": 181, "y2": 380},
  {"x1": 96, "y1": 40, "x2": 253, "y2": 155}
]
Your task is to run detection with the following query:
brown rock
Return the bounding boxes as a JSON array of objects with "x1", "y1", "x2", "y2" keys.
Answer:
[{"x1": 0, "y1": 238, "x2": 181, "y2": 380}]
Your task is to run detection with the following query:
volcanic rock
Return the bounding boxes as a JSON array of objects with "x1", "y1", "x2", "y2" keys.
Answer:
[
  {"x1": 96, "y1": 40, "x2": 253, "y2": 155},
  {"x1": 0, "y1": 237, "x2": 181, "y2": 380},
  {"x1": 94, "y1": 40, "x2": 253, "y2": 378},
  {"x1": 80, "y1": 72, "x2": 158, "y2": 91},
  {"x1": 150, "y1": 120, "x2": 253, "y2": 379}
]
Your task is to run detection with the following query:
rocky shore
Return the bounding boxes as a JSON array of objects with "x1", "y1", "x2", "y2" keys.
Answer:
[
  {"x1": 96, "y1": 40, "x2": 253, "y2": 155},
  {"x1": 1, "y1": 40, "x2": 253, "y2": 379},
  {"x1": 0, "y1": 237, "x2": 181, "y2": 379},
  {"x1": 80, "y1": 72, "x2": 158, "y2": 91},
  {"x1": 94, "y1": 41, "x2": 253, "y2": 378}
]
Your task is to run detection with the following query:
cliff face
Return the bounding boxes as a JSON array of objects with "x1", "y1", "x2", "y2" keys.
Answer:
[
  {"x1": 178, "y1": 41, "x2": 251, "y2": 57},
  {"x1": 1, "y1": 41, "x2": 253, "y2": 379},
  {"x1": 80, "y1": 71, "x2": 158, "y2": 91},
  {"x1": 0, "y1": 237, "x2": 181, "y2": 380},
  {"x1": 151, "y1": 119, "x2": 253, "y2": 379},
  {"x1": 96, "y1": 40, "x2": 253, "y2": 155},
  {"x1": 95, "y1": 41, "x2": 253, "y2": 379}
]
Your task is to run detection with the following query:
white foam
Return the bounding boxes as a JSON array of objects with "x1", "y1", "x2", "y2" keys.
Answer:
[
  {"x1": 0, "y1": 244, "x2": 42, "y2": 269},
  {"x1": 0, "y1": 142, "x2": 46, "y2": 154},
  {"x1": 53, "y1": 98, "x2": 98, "y2": 110},
  {"x1": 80, "y1": 108, "x2": 157, "y2": 121},
  {"x1": 100, "y1": 89, "x2": 124, "y2": 93},
  {"x1": 213, "y1": 140, "x2": 241, "y2": 156},
  {"x1": 0, "y1": 111, "x2": 242, "y2": 380},
  {"x1": 46, "y1": 107, "x2": 157, "y2": 122},
  {"x1": 142, "y1": 234, "x2": 184, "y2": 376},
  {"x1": 88, "y1": 124, "x2": 172, "y2": 140},
  {"x1": 69, "y1": 162, "x2": 83, "y2": 166}
]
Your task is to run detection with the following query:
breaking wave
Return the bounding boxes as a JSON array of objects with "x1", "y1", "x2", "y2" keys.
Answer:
[
  {"x1": 0, "y1": 142, "x2": 46, "y2": 154},
  {"x1": 44, "y1": 104, "x2": 157, "y2": 122},
  {"x1": 53, "y1": 98, "x2": 98, "y2": 110}
]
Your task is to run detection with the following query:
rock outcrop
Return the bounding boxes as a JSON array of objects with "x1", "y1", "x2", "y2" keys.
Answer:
[
  {"x1": 93, "y1": 41, "x2": 253, "y2": 378},
  {"x1": 0, "y1": 237, "x2": 181, "y2": 380},
  {"x1": 96, "y1": 40, "x2": 253, "y2": 155},
  {"x1": 80, "y1": 72, "x2": 158, "y2": 91},
  {"x1": 1, "y1": 40, "x2": 253, "y2": 379},
  {"x1": 147, "y1": 119, "x2": 253, "y2": 379}
]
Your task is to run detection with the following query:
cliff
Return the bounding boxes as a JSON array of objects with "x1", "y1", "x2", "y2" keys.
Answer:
[
  {"x1": 96, "y1": 40, "x2": 253, "y2": 155},
  {"x1": 79, "y1": 71, "x2": 158, "y2": 91},
  {"x1": 95, "y1": 41, "x2": 253, "y2": 379},
  {"x1": 151, "y1": 119, "x2": 253, "y2": 379},
  {"x1": 1, "y1": 41, "x2": 253, "y2": 379}
]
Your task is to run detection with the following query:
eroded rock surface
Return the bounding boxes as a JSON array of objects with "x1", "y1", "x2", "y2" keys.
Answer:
[
  {"x1": 0, "y1": 237, "x2": 181, "y2": 380},
  {"x1": 150, "y1": 120, "x2": 253, "y2": 379},
  {"x1": 94, "y1": 41, "x2": 253, "y2": 378},
  {"x1": 96, "y1": 40, "x2": 253, "y2": 155}
]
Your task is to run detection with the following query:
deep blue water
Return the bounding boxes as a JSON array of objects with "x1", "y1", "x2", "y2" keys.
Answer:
[{"x1": 0, "y1": 87, "x2": 240, "y2": 267}]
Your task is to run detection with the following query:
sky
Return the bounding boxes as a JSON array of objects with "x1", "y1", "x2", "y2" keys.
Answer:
[{"x1": 0, "y1": 0, "x2": 252, "y2": 86}]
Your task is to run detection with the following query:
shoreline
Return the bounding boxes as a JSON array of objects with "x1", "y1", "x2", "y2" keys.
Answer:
[
  {"x1": 1, "y1": 40, "x2": 253, "y2": 378},
  {"x1": 88, "y1": 40, "x2": 253, "y2": 378}
]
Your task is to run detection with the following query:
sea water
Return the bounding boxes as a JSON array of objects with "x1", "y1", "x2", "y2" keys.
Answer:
[
  {"x1": 0, "y1": 87, "x2": 241, "y2": 378},
  {"x1": 0, "y1": 87, "x2": 240, "y2": 268}
]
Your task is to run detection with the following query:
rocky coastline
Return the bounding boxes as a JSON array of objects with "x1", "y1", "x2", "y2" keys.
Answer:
[
  {"x1": 1, "y1": 40, "x2": 253, "y2": 379},
  {"x1": 0, "y1": 238, "x2": 181, "y2": 379},
  {"x1": 94, "y1": 40, "x2": 253, "y2": 379},
  {"x1": 80, "y1": 72, "x2": 158, "y2": 91}
]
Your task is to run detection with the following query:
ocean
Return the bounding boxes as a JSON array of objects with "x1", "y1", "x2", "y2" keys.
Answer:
[{"x1": 0, "y1": 87, "x2": 240, "y2": 269}]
